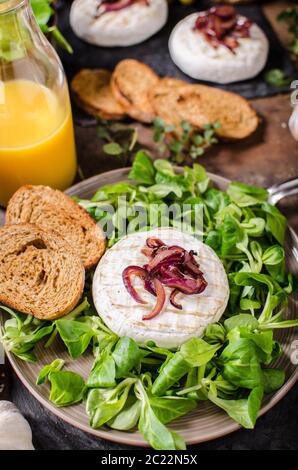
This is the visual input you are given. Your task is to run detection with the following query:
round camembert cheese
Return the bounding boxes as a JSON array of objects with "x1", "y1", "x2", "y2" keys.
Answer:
[
  {"x1": 93, "y1": 228, "x2": 229, "y2": 348},
  {"x1": 169, "y1": 12, "x2": 269, "y2": 84},
  {"x1": 70, "y1": 0, "x2": 168, "y2": 47}
]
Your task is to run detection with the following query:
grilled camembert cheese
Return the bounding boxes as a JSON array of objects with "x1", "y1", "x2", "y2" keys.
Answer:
[
  {"x1": 70, "y1": 0, "x2": 168, "y2": 47},
  {"x1": 92, "y1": 228, "x2": 229, "y2": 348},
  {"x1": 169, "y1": 12, "x2": 269, "y2": 84}
]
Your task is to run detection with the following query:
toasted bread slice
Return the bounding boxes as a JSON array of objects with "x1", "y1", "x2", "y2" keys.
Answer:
[
  {"x1": 0, "y1": 224, "x2": 85, "y2": 320},
  {"x1": 149, "y1": 79, "x2": 186, "y2": 132},
  {"x1": 150, "y1": 82, "x2": 258, "y2": 139},
  {"x1": 111, "y1": 59, "x2": 159, "y2": 123},
  {"x1": 6, "y1": 185, "x2": 106, "y2": 270},
  {"x1": 71, "y1": 69, "x2": 125, "y2": 120}
]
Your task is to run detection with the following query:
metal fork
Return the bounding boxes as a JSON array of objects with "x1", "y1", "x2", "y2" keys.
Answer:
[{"x1": 268, "y1": 176, "x2": 298, "y2": 205}]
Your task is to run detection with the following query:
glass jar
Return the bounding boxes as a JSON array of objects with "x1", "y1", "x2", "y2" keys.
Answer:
[{"x1": 0, "y1": 0, "x2": 77, "y2": 207}]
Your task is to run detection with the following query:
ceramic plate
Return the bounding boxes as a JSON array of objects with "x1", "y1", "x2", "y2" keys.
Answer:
[{"x1": 1, "y1": 168, "x2": 297, "y2": 446}]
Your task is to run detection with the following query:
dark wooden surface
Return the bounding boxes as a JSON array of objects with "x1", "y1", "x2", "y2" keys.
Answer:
[
  {"x1": 74, "y1": 93, "x2": 298, "y2": 232},
  {"x1": 2, "y1": 0, "x2": 298, "y2": 452}
]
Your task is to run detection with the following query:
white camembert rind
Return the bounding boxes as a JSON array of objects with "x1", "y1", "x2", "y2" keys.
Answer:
[
  {"x1": 70, "y1": 0, "x2": 168, "y2": 47},
  {"x1": 169, "y1": 12, "x2": 269, "y2": 84},
  {"x1": 93, "y1": 228, "x2": 229, "y2": 348}
]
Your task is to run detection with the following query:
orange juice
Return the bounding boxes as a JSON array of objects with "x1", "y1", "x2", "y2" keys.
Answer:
[{"x1": 0, "y1": 79, "x2": 77, "y2": 207}]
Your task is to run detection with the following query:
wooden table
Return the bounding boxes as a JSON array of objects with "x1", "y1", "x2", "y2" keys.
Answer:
[{"x1": 3, "y1": 0, "x2": 298, "y2": 451}]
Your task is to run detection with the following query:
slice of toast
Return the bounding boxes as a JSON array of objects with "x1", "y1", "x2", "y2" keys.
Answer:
[
  {"x1": 0, "y1": 224, "x2": 85, "y2": 320},
  {"x1": 71, "y1": 69, "x2": 126, "y2": 120},
  {"x1": 150, "y1": 81, "x2": 259, "y2": 139},
  {"x1": 6, "y1": 185, "x2": 106, "y2": 270},
  {"x1": 111, "y1": 59, "x2": 159, "y2": 123}
]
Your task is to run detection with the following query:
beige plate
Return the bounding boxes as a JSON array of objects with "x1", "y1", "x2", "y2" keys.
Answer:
[{"x1": 1, "y1": 168, "x2": 298, "y2": 447}]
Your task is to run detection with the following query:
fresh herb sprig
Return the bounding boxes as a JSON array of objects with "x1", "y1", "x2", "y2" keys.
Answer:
[
  {"x1": 99, "y1": 121, "x2": 139, "y2": 164},
  {"x1": 277, "y1": 7, "x2": 298, "y2": 58},
  {"x1": 31, "y1": 0, "x2": 73, "y2": 53},
  {"x1": 100, "y1": 117, "x2": 220, "y2": 165},
  {"x1": 153, "y1": 118, "x2": 220, "y2": 164},
  {"x1": 264, "y1": 69, "x2": 292, "y2": 88}
]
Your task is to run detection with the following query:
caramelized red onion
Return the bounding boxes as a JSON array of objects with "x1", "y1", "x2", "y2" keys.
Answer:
[
  {"x1": 122, "y1": 237, "x2": 208, "y2": 320},
  {"x1": 142, "y1": 279, "x2": 166, "y2": 320},
  {"x1": 194, "y1": 6, "x2": 252, "y2": 51},
  {"x1": 162, "y1": 277, "x2": 207, "y2": 295},
  {"x1": 169, "y1": 289, "x2": 182, "y2": 310},
  {"x1": 122, "y1": 266, "x2": 148, "y2": 304},
  {"x1": 96, "y1": 0, "x2": 148, "y2": 17}
]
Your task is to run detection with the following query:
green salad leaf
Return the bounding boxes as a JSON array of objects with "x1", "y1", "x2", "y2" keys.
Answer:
[
  {"x1": 128, "y1": 150, "x2": 155, "y2": 185},
  {"x1": 55, "y1": 319, "x2": 95, "y2": 359},
  {"x1": 2, "y1": 154, "x2": 297, "y2": 450},
  {"x1": 86, "y1": 378, "x2": 136, "y2": 428},
  {"x1": 37, "y1": 358, "x2": 65, "y2": 385},
  {"x1": 208, "y1": 386, "x2": 263, "y2": 429},
  {"x1": 87, "y1": 350, "x2": 116, "y2": 388},
  {"x1": 48, "y1": 371, "x2": 86, "y2": 407}
]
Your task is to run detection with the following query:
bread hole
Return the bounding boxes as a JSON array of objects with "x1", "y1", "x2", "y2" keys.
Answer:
[
  {"x1": 16, "y1": 239, "x2": 47, "y2": 255},
  {"x1": 37, "y1": 269, "x2": 46, "y2": 285},
  {"x1": 53, "y1": 270, "x2": 59, "y2": 289},
  {"x1": 177, "y1": 96, "x2": 186, "y2": 104}
]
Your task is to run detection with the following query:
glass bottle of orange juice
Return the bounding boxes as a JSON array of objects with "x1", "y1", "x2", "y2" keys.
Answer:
[{"x1": 0, "y1": 0, "x2": 77, "y2": 207}]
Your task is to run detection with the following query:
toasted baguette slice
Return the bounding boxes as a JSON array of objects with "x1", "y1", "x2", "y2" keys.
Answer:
[
  {"x1": 111, "y1": 59, "x2": 159, "y2": 123},
  {"x1": 150, "y1": 82, "x2": 259, "y2": 139},
  {"x1": 6, "y1": 185, "x2": 106, "y2": 270},
  {"x1": 71, "y1": 69, "x2": 126, "y2": 120},
  {"x1": 0, "y1": 224, "x2": 85, "y2": 320}
]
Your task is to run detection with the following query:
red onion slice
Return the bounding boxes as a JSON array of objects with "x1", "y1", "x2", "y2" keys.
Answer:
[
  {"x1": 143, "y1": 278, "x2": 166, "y2": 320},
  {"x1": 122, "y1": 237, "x2": 207, "y2": 319},
  {"x1": 147, "y1": 248, "x2": 184, "y2": 272},
  {"x1": 170, "y1": 289, "x2": 182, "y2": 310},
  {"x1": 122, "y1": 266, "x2": 148, "y2": 304},
  {"x1": 146, "y1": 237, "x2": 165, "y2": 249},
  {"x1": 162, "y1": 277, "x2": 207, "y2": 295},
  {"x1": 159, "y1": 264, "x2": 185, "y2": 279},
  {"x1": 141, "y1": 247, "x2": 154, "y2": 258},
  {"x1": 184, "y1": 251, "x2": 203, "y2": 276},
  {"x1": 194, "y1": 6, "x2": 252, "y2": 51},
  {"x1": 144, "y1": 277, "x2": 156, "y2": 296}
]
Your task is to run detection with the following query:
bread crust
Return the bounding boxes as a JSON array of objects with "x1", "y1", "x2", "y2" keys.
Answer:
[
  {"x1": 150, "y1": 81, "x2": 259, "y2": 139},
  {"x1": 6, "y1": 185, "x2": 106, "y2": 270},
  {"x1": 111, "y1": 59, "x2": 159, "y2": 123},
  {"x1": 0, "y1": 224, "x2": 85, "y2": 320},
  {"x1": 71, "y1": 69, "x2": 125, "y2": 120}
]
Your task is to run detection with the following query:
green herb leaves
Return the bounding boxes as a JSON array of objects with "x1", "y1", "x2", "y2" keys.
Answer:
[
  {"x1": 55, "y1": 320, "x2": 94, "y2": 359},
  {"x1": 49, "y1": 371, "x2": 86, "y2": 407},
  {"x1": 152, "y1": 338, "x2": 220, "y2": 396},
  {"x1": 277, "y1": 8, "x2": 298, "y2": 58},
  {"x1": 227, "y1": 182, "x2": 268, "y2": 207},
  {"x1": 30, "y1": 0, "x2": 73, "y2": 53},
  {"x1": 135, "y1": 380, "x2": 186, "y2": 450},
  {"x1": 153, "y1": 118, "x2": 220, "y2": 164},
  {"x1": 264, "y1": 69, "x2": 292, "y2": 88},
  {"x1": 128, "y1": 150, "x2": 155, "y2": 184},
  {"x1": 208, "y1": 386, "x2": 263, "y2": 429}
]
